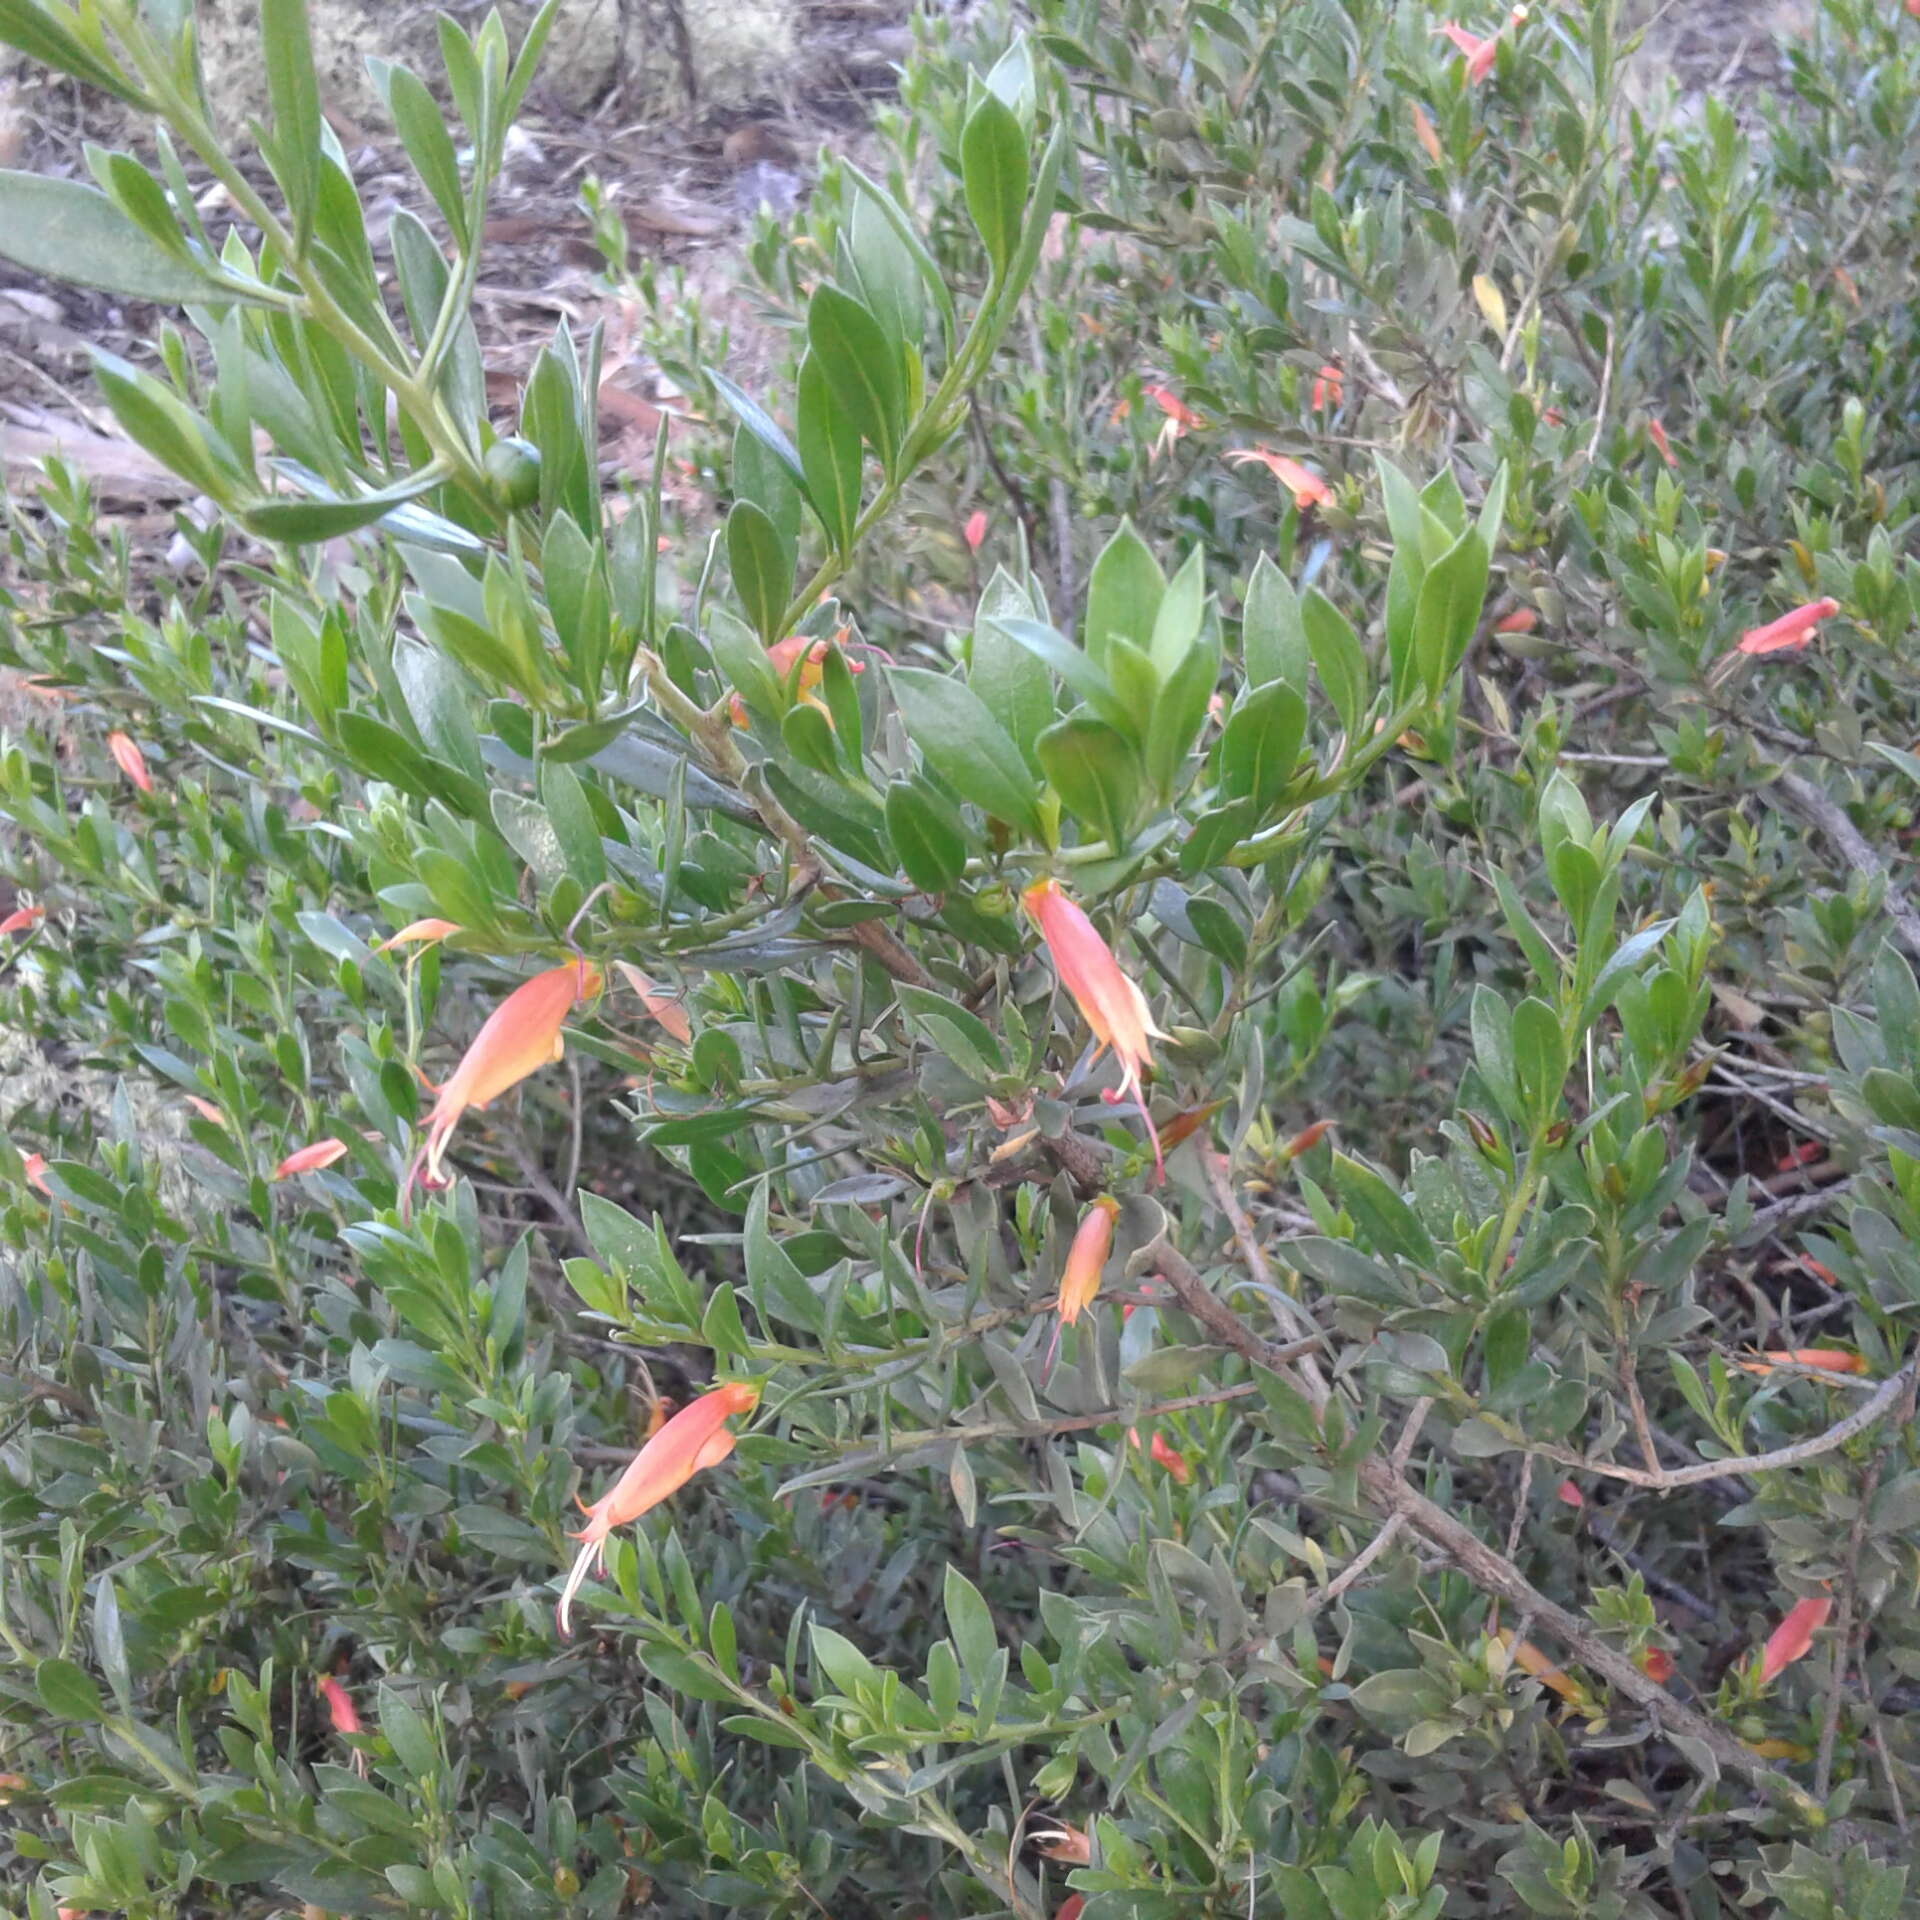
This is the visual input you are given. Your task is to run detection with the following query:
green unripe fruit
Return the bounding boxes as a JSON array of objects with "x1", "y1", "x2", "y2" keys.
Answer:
[{"x1": 484, "y1": 437, "x2": 542, "y2": 511}]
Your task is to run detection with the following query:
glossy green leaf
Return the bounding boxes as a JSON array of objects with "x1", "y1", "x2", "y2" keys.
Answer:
[
  {"x1": 1243, "y1": 552, "x2": 1309, "y2": 691},
  {"x1": 960, "y1": 92, "x2": 1029, "y2": 277},
  {"x1": 1220, "y1": 682, "x2": 1308, "y2": 814},
  {"x1": 0, "y1": 172, "x2": 238, "y2": 302},
  {"x1": 795, "y1": 351, "x2": 862, "y2": 557},
  {"x1": 888, "y1": 666, "x2": 1039, "y2": 833},
  {"x1": 1038, "y1": 714, "x2": 1141, "y2": 852},
  {"x1": 1302, "y1": 588, "x2": 1367, "y2": 740},
  {"x1": 1083, "y1": 518, "x2": 1164, "y2": 670},
  {"x1": 261, "y1": 0, "x2": 323, "y2": 246},
  {"x1": 727, "y1": 500, "x2": 794, "y2": 646},
  {"x1": 885, "y1": 779, "x2": 968, "y2": 893},
  {"x1": 807, "y1": 285, "x2": 904, "y2": 472}
]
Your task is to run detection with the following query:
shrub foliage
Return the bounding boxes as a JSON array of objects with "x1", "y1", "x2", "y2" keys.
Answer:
[{"x1": 3, "y1": 0, "x2": 1920, "y2": 1913}]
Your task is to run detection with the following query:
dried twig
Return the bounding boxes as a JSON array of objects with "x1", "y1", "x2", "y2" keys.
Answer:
[
  {"x1": 1518, "y1": 1361, "x2": 1916, "y2": 1491},
  {"x1": 1768, "y1": 770, "x2": 1920, "y2": 963},
  {"x1": 1147, "y1": 1233, "x2": 1825, "y2": 1817}
]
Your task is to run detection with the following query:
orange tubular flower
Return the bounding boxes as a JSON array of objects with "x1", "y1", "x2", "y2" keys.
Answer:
[
  {"x1": 1059, "y1": 1198, "x2": 1120, "y2": 1327},
  {"x1": 273, "y1": 1138, "x2": 350, "y2": 1180},
  {"x1": 1646, "y1": 417, "x2": 1678, "y2": 468},
  {"x1": 1048, "y1": 1195, "x2": 1120, "y2": 1375},
  {"x1": 1225, "y1": 447, "x2": 1333, "y2": 510},
  {"x1": 1311, "y1": 362, "x2": 1344, "y2": 411},
  {"x1": 1435, "y1": 21, "x2": 1498, "y2": 80},
  {"x1": 21, "y1": 1152, "x2": 50, "y2": 1195},
  {"x1": 1736, "y1": 597, "x2": 1840, "y2": 657},
  {"x1": 1758, "y1": 1595, "x2": 1832, "y2": 1685},
  {"x1": 963, "y1": 509, "x2": 989, "y2": 552},
  {"x1": 614, "y1": 960, "x2": 694, "y2": 1045},
  {"x1": 1141, "y1": 384, "x2": 1203, "y2": 462},
  {"x1": 0, "y1": 905, "x2": 44, "y2": 937},
  {"x1": 729, "y1": 632, "x2": 865, "y2": 728},
  {"x1": 1410, "y1": 101, "x2": 1444, "y2": 164},
  {"x1": 1023, "y1": 879, "x2": 1167, "y2": 1180},
  {"x1": 1737, "y1": 1347, "x2": 1868, "y2": 1377},
  {"x1": 1144, "y1": 1429, "x2": 1192, "y2": 1483},
  {"x1": 1034, "y1": 1822, "x2": 1092, "y2": 1865},
  {"x1": 1056, "y1": 1899, "x2": 1086, "y2": 1920},
  {"x1": 317, "y1": 1675, "x2": 367, "y2": 1777},
  {"x1": 1495, "y1": 1629, "x2": 1590, "y2": 1705},
  {"x1": 375, "y1": 918, "x2": 463, "y2": 953},
  {"x1": 1638, "y1": 1648, "x2": 1676, "y2": 1684},
  {"x1": 107, "y1": 731, "x2": 153, "y2": 794},
  {"x1": 411, "y1": 959, "x2": 602, "y2": 1192},
  {"x1": 558, "y1": 1381, "x2": 761, "y2": 1636}
]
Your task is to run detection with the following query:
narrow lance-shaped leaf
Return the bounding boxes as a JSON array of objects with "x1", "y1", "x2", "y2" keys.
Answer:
[
  {"x1": 262, "y1": 0, "x2": 324, "y2": 248},
  {"x1": 0, "y1": 172, "x2": 251, "y2": 302}
]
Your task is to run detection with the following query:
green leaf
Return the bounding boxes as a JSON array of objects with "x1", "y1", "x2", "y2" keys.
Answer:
[
  {"x1": 896, "y1": 983, "x2": 1006, "y2": 1083},
  {"x1": 1083, "y1": 518, "x2": 1164, "y2": 670},
  {"x1": 1413, "y1": 527, "x2": 1490, "y2": 699},
  {"x1": 781, "y1": 700, "x2": 839, "y2": 777},
  {"x1": 0, "y1": 1, "x2": 149, "y2": 105},
  {"x1": 843, "y1": 160, "x2": 957, "y2": 352},
  {"x1": 1243, "y1": 552, "x2": 1309, "y2": 691},
  {"x1": 988, "y1": 614, "x2": 1127, "y2": 732},
  {"x1": 733, "y1": 418, "x2": 803, "y2": 557},
  {"x1": 1220, "y1": 682, "x2": 1307, "y2": 814},
  {"x1": 1331, "y1": 1153, "x2": 1436, "y2": 1266},
  {"x1": 1038, "y1": 715, "x2": 1141, "y2": 852},
  {"x1": 726, "y1": 500, "x2": 793, "y2": 645},
  {"x1": 1143, "y1": 635, "x2": 1220, "y2": 799},
  {"x1": 795, "y1": 351, "x2": 862, "y2": 557},
  {"x1": 971, "y1": 569, "x2": 1053, "y2": 767},
  {"x1": 37, "y1": 1658, "x2": 105, "y2": 1723},
  {"x1": 885, "y1": 779, "x2": 969, "y2": 893},
  {"x1": 539, "y1": 760, "x2": 606, "y2": 890},
  {"x1": 1510, "y1": 997, "x2": 1567, "y2": 1131},
  {"x1": 88, "y1": 148, "x2": 191, "y2": 264},
  {"x1": 91, "y1": 351, "x2": 241, "y2": 504},
  {"x1": 847, "y1": 188, "x2": 926, "y2": 350},
  {"x1": 960, "y1": 91, "x2": 1029, "y2": 277},
  {"x1": 1149, "y1": 545, "x2": 1206, "y2": 675},
  {"x1": 888, "y1": 666, "x2": 1039, "y2": 833},
  {"x1": 1302, "y1": 589, "x2": 1367, "y2": 740},
  {"x1": 807, "y1": 285, "x2": 904, "y2": 472},
  {"x1": 0, "y1": 172, "x2": 242, "y2": 301},
  {"x1": 240, "y1": 467, "x2": 446, "y2": 544},
  {"x1": 709, "y1": 369, "x2": 811, "y2": 502},
  {"x1": 261, "y1": 0, "x2": 323, "y2": 247},
  {"x1": 700, "y1": 1282, "x2": 750, "y2": 1361},
  {"x1": 370, "y1": 58, "x2": 467, "y2": 245},
  {"x1": 943, "y1": 1565, "x2": 998, "y2": 1692}
]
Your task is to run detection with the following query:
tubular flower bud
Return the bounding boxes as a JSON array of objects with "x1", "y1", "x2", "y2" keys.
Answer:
[
  {"x1": 1736, "y1": 597, "x2": 1839, "y2": 657},
  {"x1": 1758, "y1": 1595, "x2": 1832, "y2": 1685}
]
